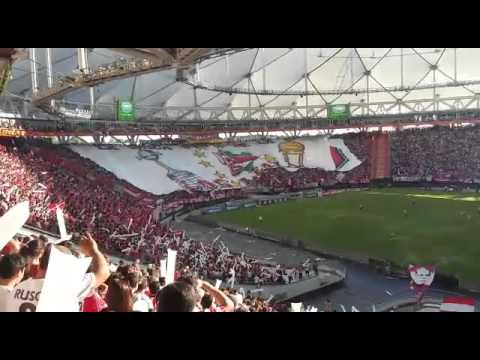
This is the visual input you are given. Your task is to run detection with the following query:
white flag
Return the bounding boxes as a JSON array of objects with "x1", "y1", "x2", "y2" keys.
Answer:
[
  {"x1": 215, "y1": 279, "x2": 222, "y2": 289},
  {"x1": 228, "y1": 267, "x2": 235, "y2": 288},
  {"x1": 160, "y1": 259, "x2": 167, "y2": 278},
  {"x1": 212, "y1": 234, "x2": 221, "y2": 246},
  {"x1": 37, "y1": 246, "x2": 92, "y2": 312},
  {"x1": 56, "y1": 207, "x2": 72, "y2": 242},
  {"x1": 291, "y1": 302, "x2": 303, "y2": 312},
  {"x1": 0, "y1": 201, "x2": 29, "y2": 252},
  {"x1": 166, "y1": 249, "x2": 177, "y2": 285}
]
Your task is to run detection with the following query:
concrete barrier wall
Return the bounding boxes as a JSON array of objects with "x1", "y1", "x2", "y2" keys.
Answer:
[
  {"x1": 190, "y1": 215, "x2": 478, "y2": 294},
  {"x1": 237, "y1": 261, "x2": 346, "y2": 303}
]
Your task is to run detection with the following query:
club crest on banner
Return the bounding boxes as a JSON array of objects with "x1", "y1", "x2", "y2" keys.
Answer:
[
  {"x1": 408, "y1": 265, "x2": 435, "y2": 286},
  {"x1": 408, "y1": 265, "x2": 435, "y2": 302},
  {"x1": 278, "y1": 141, "x2": 305, "y2": 168}
]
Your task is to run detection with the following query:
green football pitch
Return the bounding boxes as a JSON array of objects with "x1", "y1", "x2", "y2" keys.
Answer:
[{"x1": 209, "y1": 188, "x2": 480, "y2": 282}]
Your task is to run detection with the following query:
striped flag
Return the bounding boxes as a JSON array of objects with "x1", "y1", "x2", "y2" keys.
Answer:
[{"x1": 440, "y1": 297, "x2": 475, "y2": 312}]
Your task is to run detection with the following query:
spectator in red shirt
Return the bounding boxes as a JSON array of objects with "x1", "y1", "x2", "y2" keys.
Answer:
[
  {"x1": 1, "y1": 240, "x2": 22, "y2": 256},
  {"x1": 83, "y1": 286, "x2": 108, "y2": 312}
]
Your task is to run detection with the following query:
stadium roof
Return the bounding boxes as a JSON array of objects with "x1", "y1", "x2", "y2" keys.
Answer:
[{"x1": 3, "y1": 48, "x2": 480, "y2": 121}]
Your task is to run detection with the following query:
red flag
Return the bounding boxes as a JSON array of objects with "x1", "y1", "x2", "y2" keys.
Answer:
[
  {"x1": 48, "y1": 201, "x2": 65, "y2": 213},
  {"x1": 440, "y1": 297, "x2": 476, "y2": 312}
]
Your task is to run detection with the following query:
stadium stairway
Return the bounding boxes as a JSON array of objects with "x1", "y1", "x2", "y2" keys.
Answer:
[
  {"x1": 368, "y1": 133, "x2": 391, "y2": 180},
  {"x1": 368, "y1": 135, "x2": 377, "y2": 180}
]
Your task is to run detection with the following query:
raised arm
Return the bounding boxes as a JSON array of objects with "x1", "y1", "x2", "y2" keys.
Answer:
[
  {"x1": 201, "y1": 280, "x2": 234, "y2": 312},
  {"x1": 79, "y1": 233, "x2": 110, "y2": 287}
]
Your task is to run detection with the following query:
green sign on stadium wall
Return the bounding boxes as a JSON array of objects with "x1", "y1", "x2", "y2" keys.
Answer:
[
  {"x1": 327, "y1": 104, "x2": 351, "y2": 120},
  {"x1": 117, "y1": 100, "x2": 136, "y2": 122}
]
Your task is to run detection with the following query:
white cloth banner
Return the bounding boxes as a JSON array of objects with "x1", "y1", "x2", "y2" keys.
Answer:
[{"x1": 70, "y1": 136, "x2": 362, "y2": 196}]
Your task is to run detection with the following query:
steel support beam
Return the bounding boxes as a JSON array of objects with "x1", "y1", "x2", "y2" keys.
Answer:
[
  {"x1": 454, "y1": 48, "x2": 457, "y2": 81},
  {"x1": 366, "y1": 74, "x2": 370, "y2": 115},
  {"x1": 304, "y1": 48, "x2": 309, "y2": 119},
  {"x1": 400, "y1": 48, "x2": 404, "y2": 88},
  {"x1": 45, "y1": 48, "x2": 56, "y2": 109},
  {"x1": 29, "y1": 48, "x2": 38, "y2": 95},
  {"x1": 108, "y1": 48, "x2": 170, "y2": 63},
  {"x1": 77, "y1": 48, "x2": 89, "y2": 73},
  {"x1": 45, "y1": 48, "x2": 54, "y2": 88}
]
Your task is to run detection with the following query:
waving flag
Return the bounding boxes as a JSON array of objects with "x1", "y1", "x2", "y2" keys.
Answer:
[
  {"x1": 409, "y1": 265, "x2": 435, "y2": 302},
  {"x1": 329, "y1": 146, "x2": 349, "y2": 170},
  {"x1": 440, "y1": 297, "x2": 476, "y2": 312},
  {"x1": 409, "y1": 265, "x2": 435, "y2": 286}
]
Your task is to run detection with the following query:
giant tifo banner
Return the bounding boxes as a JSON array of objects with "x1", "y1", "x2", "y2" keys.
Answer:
[{"x1": 70, "y1": 136, "x2": 362, "y2": 196}]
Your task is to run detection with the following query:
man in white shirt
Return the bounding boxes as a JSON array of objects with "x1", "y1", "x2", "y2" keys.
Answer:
[
  {"x1": 0, "y1": 254, "x2": 27, "y2": 312},
  {"x1": 7, "y1": 233, "x2": 110, "y2": 312}
]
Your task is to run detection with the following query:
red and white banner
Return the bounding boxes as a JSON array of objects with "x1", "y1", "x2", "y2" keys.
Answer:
[
  {"x1": 409, "y1": 265, "x2": 435, "y2": 286},
  {"x1": 409, "y1": 265, "x2": 435, "y2": 302},
  {"x1": 440, "y1": 297, "x2": 475, "y2": 312}
]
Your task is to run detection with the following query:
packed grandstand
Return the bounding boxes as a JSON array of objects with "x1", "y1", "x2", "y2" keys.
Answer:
[
  {"x1": 0, "y1": 48, "x2": 479, "y2": 312},
  {"x1": 0, "y1": 124, "x2": 478, "y2": 312}
]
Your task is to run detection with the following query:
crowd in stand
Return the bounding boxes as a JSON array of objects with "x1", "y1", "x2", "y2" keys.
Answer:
[
  {"x1": 0, "y1": 139, "x2": 317, "y2": 290},
  {"x1": 1, "y1": 126, "x2": 477, "y2": 312},
  {"x1": 0, "y1": 131, "x2": 376, "y2": 312},
  {"x1": 0, "y1": 233, "x2": 288, "y2": 312},
  {"x1": 341, "y1": 132, "x2": 370, "y2": 184},
  {"x1": 391, "y1": 125, "x2": 480, "y2": 182}
]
